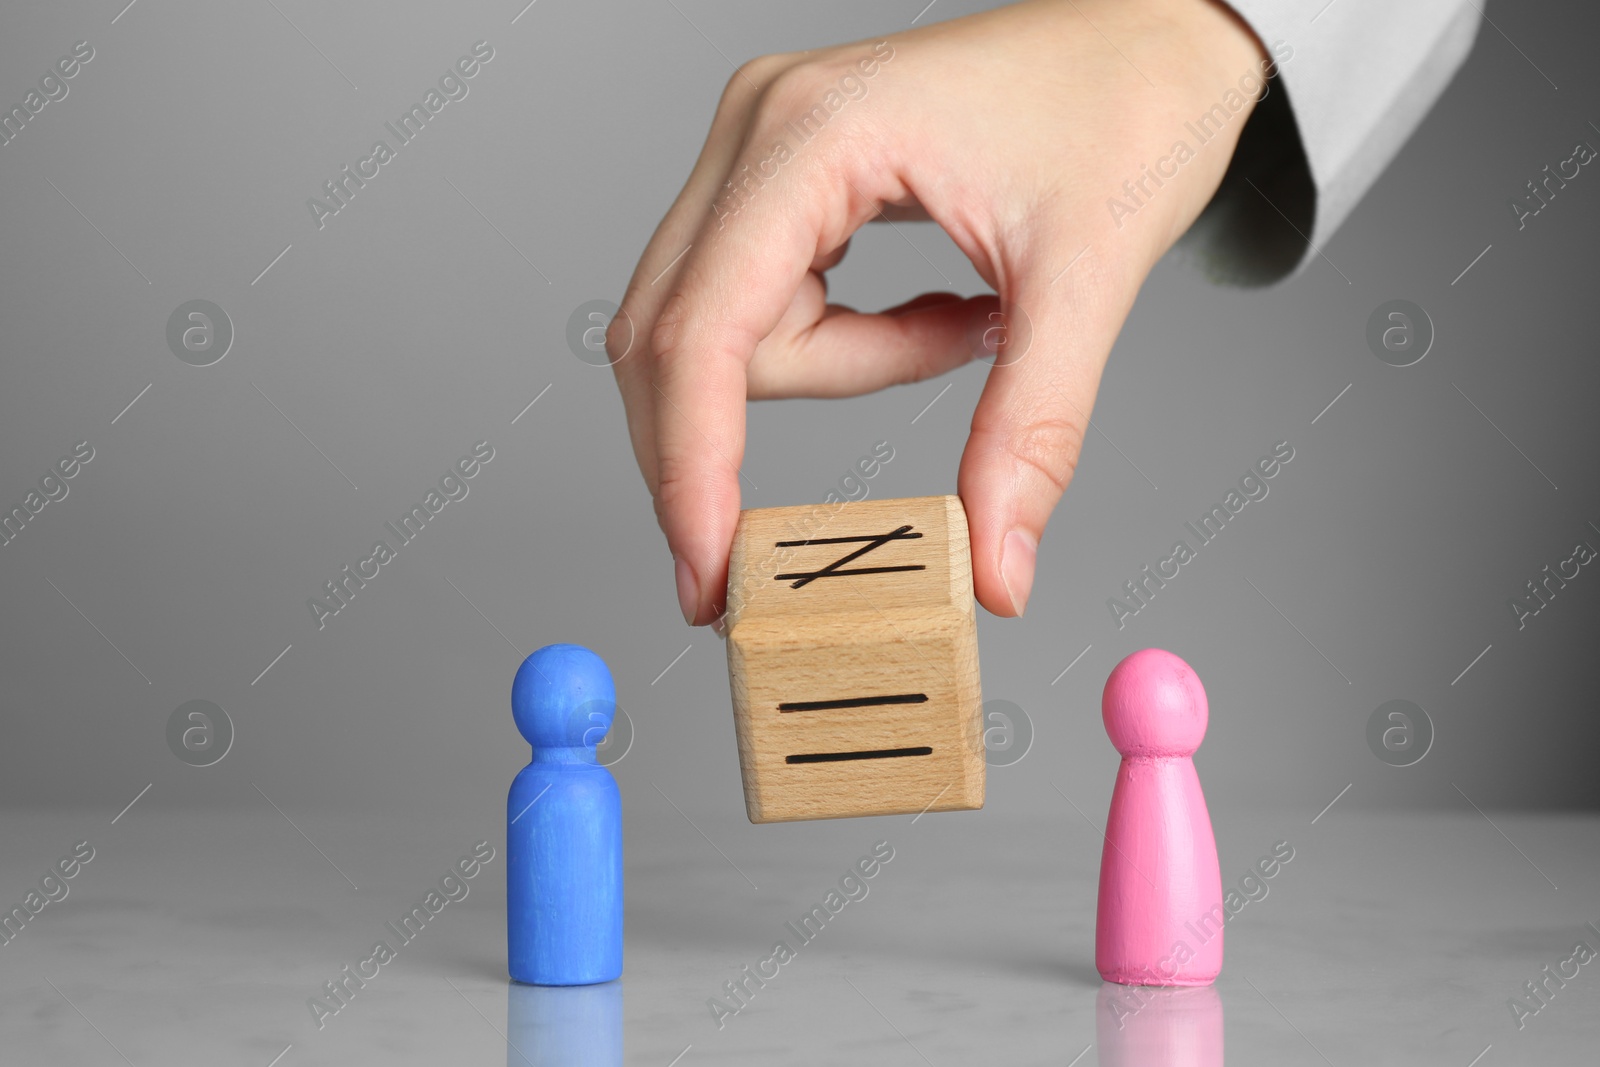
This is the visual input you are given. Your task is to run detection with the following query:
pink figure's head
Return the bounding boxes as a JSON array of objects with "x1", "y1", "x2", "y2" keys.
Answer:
[{"x1": 1102, "y1": 648, "x2": 1209, "y2": 758}]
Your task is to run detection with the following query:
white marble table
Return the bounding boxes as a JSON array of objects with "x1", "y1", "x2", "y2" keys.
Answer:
[{"x1": 4, "y1": 804, "x2": 1596, "y2": 1065}]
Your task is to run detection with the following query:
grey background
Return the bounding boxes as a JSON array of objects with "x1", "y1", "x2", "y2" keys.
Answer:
[
  {"x1": 6, "y1": 3, "x2": 1600, "y2": 1064},
  {"x1": 2, "y1": 0, "x2": 1597, "y2": 834}
]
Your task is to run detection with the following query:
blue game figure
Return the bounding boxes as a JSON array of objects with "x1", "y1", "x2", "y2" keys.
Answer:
[{"x1": 508, "y1": 644, "x2": 623, "y2": 985}]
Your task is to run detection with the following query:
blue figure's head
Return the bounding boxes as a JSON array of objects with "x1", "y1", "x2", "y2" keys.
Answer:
[{"x1": 512, "y1": 644, "x2": 615, "y2": 752}]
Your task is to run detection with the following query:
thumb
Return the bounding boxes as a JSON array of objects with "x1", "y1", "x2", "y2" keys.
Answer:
[{"x1": 957, "y1": 248, "x2": 1132, "y2": 617}]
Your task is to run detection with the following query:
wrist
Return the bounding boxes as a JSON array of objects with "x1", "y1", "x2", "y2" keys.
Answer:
[
  {"x1": 1051, "y1": 0, "x2": 1274, "y2": 260},
  {"x1": 1144, "y1": 0, "x2": 1275, "y2": 240}
]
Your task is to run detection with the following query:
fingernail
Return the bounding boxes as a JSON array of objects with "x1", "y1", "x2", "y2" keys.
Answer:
[
  {"x1": 1000, "y1": 529, "x2": 1037, "y2": 616},
  {"x1": 674, "y1": 556, "x2": 698, "y2": 625}
]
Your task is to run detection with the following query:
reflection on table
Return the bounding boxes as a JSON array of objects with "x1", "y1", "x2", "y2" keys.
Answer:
[
  {"x1": 506, "y1": 979, "x2": 622, "y2": 1067},
  {"x1": 1096, "y1": 982, "x2": 1222, "y2": 1067}
]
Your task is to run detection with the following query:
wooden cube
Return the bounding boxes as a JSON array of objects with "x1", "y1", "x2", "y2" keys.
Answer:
[{"x1": 723, "y1": 495, "x2": 985, "y2": 823}]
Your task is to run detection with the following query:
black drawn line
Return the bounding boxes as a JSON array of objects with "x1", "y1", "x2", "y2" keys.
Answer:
[
  {"x1": 787, "y1": 747, "x2": 933, "y2": 764},
  {"x1": 779, "y1": 693, "x2": 929, "y2": 712}
]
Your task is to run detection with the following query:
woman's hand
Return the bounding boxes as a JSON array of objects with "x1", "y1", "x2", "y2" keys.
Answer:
[{"x1": 609, "y1": 0, "x2": 1270, "y2": 624}]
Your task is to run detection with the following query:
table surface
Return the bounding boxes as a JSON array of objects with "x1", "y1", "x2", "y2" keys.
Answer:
[{"x1": 3, "y1": 804, "x2": 1597, "y2": 1066}]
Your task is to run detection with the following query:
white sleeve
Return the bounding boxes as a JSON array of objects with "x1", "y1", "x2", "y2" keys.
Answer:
[{"x1": 1178, "y1": 0, "x2": 1482, "y2": 285}]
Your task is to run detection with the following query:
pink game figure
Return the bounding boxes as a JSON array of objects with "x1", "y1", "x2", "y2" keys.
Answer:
[{"x1": 1096, "y1": 648, "x2": 1224, "y2": 986}]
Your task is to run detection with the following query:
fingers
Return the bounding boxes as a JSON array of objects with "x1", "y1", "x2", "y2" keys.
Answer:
[
  {"x1": 610, "y1": 56, "x2": 787, "y2": 499},
  {"x1": 746, "y1": 284, "x2": 997, "y2": 398},
  {"x1": 957, "y1": 248, "x2": 1133, "y2": 617},
  {"x1": 649, "y1": 181, "x2": 841, "y2": 625}
]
